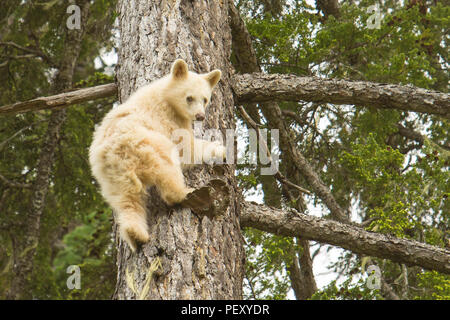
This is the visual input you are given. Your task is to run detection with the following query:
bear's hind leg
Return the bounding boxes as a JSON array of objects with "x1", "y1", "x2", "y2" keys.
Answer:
[{"x1": 109, "y1": 192, "x2": 150, "y2": 251}]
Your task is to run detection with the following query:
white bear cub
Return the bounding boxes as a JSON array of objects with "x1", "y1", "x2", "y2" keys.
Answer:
[{"x1": 89, "y1": 59, "x2": 225, "y2": 250}]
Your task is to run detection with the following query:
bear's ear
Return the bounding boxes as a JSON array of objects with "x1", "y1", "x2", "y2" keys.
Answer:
[
  {"x1": 171, "y1": 59, "x2": 189, "y2": 80},
  {"x1": 205, "y1": 69, "x2": 221, "y2": 88}
]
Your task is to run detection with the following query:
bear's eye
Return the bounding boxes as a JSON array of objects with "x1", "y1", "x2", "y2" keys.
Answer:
[
  {"x1": 203, "y1": 98, "x2": 208, "y2": 105},
  {"x1": 186, "y1": 96, "x2": 194, "y2": 103}
]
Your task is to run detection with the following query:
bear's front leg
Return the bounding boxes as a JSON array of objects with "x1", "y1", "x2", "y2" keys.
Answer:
[{"x1": 195, "y1": 139, "x2": 226, "y2": 164}]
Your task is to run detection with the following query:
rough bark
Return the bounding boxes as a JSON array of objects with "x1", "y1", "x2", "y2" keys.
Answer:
[
  {"x1": 113, "y1": 0, "x2": 244, "y2": 300},
  {"x1": 241, "y1": 202, "x2": 450, "y2": 274},
  {"x1": 233, "y1": 73, "x2": 450, "y2": 119},
  {"x1": 0, "y1": 83, "x2": 117, "y2": 115},
  {"x1": 7, "y1": 0, "x2": 90, "y2": 299}
]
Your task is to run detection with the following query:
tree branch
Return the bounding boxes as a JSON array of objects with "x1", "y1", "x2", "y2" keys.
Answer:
[
  {"x1": 240, "y1": 201, "x2": 450, "y2": 274},
  {"x1": 396, "y1": 124, "x2": 425, "y2": 145},
  {"x1": 0, "y1": 121, "x2": 42, "y2": 151},
  {"x1": 232, "y1": 73, "x2": 450, "y2": 119},
  {"x1": 0, "y1": 74, "x2": 448, "y2": 120},
  {"x1": 0, "y1": 83, "x2": 117, "y2": 116},
  {"x1": 0, "y1": 173, "x2": 31, "y2": 189},
  {"x1": 316, "y1": 0, "x2": 341, "y2": 19},
  {"x1": 396, "y1": 124, "x2": 450, "y2": 153},
  {"x1": 237, "y1": 105, "x2": 311, "y2": 195},
  {"x1": 0, "y1": 41, "x2": 55, "y2": 66},
  {"x1": 0, "y1": 54, "x2": 39, "y2": 68},
  {"x1": 381, "y1": 275, "x2": 401, "y2": 300}
]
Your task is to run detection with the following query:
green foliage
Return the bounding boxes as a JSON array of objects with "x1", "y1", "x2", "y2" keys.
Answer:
[
  {"x1": 0, "y1": 0, "x2": 447, "y2": 300},
  {"x1": 311, "y1": 278, "x2": 382, "y2": 300},
  {"x1": 239, "y1": 0, "x2": 449, "y2": 300},
  {"x1": 244, "y1": 228, "x2": 293, "y2": 299},
  {"x1": 52, "y1": 210, "x2": 115, "y2": 299},
  {"x1": 339, "y1": 133, "x2": 405, "y2": 190},
  {"x1": 75, "y1": 72, "x2": 115, "y2": 88},
  {"x1": 415, "y1": 271, "x2": 450, "y2": 300},
  {"x1": 0, "y1": 0, "x2": 117, "y2": 299}
]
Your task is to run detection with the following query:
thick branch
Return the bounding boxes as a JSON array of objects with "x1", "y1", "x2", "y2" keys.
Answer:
[
  {"x1": 232, "y1": 73, "x2": 450, "y2": 119},
  {"x1": 0, "y1": 83, "x2": 117, "y2": 116},
  {"x1": 1, "y1": 73, "x2": 448, "y2": 120},
  {"x1": 0, "y1": 54, "x2": 39, "y2": 68},
  {"x1": 240, "y1": 201, "x2": 450, "y2": 274}
]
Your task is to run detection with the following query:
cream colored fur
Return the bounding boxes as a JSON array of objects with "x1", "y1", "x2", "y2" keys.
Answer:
[{"x1": 89, "y1": 59, "x2": 224, "y2": 251}]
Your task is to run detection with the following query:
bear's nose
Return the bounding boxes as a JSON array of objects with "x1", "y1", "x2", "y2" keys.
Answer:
[{"x1": 195, "y1": 113, "x2": 205, "y2": 121}]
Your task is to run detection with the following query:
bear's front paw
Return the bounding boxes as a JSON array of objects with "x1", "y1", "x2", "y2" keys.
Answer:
[
  {"x1": 203, "y1": 142, "x2": 226, "y2": 164},
  {"x1": 214, "y1": 144, "x2": 227, "y2": 160},
  {"x1": 162, "y1": 187, "x2": 193, "y2": 206}
]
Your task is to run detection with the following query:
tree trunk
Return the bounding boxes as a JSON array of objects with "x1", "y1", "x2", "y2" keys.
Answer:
[
  {"x1": 287, "y1": 239, "x2": 318, "y2": 300},
  {"x1": 113, "y1": 0, "x2": 245, "y2": 300}
]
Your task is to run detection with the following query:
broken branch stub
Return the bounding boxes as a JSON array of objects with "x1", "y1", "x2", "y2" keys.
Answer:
[{"x1": 181, "y1": 179, "x2": 230, "y2": 217}]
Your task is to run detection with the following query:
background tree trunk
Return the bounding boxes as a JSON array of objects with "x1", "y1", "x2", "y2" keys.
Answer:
[{"x1": 113, "y1": 0, "x2": 245, "y2": 300}]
